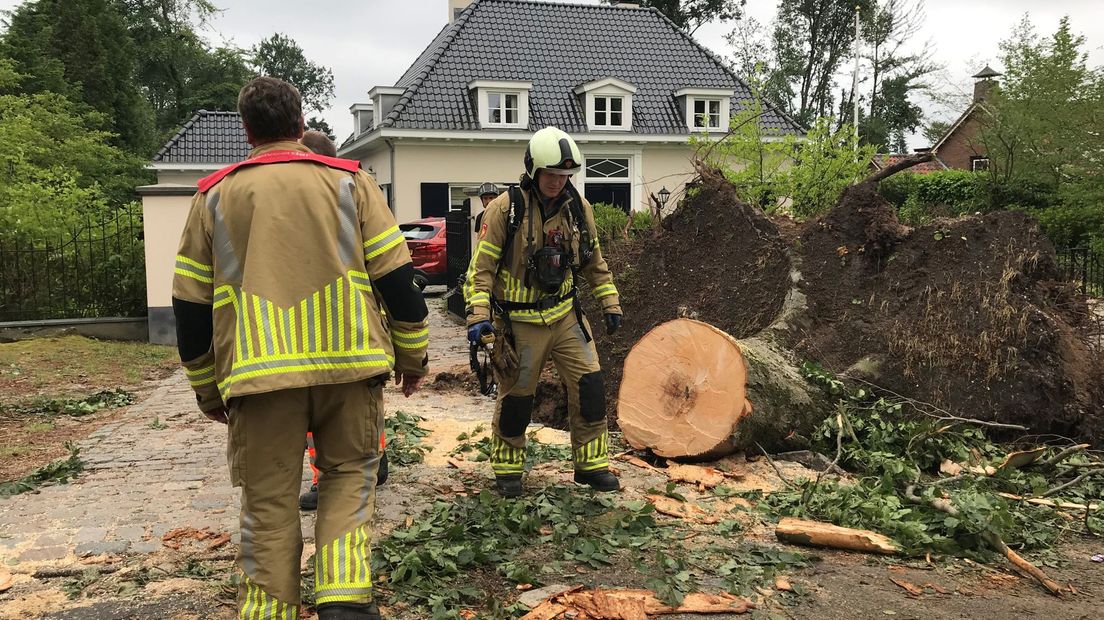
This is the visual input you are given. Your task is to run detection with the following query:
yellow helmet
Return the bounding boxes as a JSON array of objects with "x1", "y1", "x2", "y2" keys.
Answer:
[{"x1": 524, "y1": 127, "x2": 582, "y2": 178}]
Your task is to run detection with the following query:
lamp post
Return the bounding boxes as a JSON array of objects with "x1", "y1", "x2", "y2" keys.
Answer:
[{"x1": 657, "y1": 186, "x2": 671, "y2": 211}]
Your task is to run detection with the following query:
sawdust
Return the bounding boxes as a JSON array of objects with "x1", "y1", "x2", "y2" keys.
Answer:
[{"x1": 0, "y1": 587, "x2": 68, "y2": 620}]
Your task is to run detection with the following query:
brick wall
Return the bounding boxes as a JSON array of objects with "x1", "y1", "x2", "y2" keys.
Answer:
[{"x1": 938, "y1": 111, "x2": 988, "y2": 171}]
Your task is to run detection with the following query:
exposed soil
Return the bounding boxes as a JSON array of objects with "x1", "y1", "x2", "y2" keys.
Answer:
[
  {"x1": 583, "y1": 172, "x2": 1102, "y2": 443},
  {"x1": 582, "y1": 171, "x2": 792, "y2": 426}
]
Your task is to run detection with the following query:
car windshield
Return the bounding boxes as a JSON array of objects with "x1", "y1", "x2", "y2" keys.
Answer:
[{"x1": 400, "y1": 224, "x2": 438, "y2": 240}]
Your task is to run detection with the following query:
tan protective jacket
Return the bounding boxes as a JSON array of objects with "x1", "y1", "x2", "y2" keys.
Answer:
[
  {"x1": 173, "y1": 142, "x2": 428, "y2": 409},
  {"x1": 463, "y1": 183, "x2": 621, "y2": 326}
]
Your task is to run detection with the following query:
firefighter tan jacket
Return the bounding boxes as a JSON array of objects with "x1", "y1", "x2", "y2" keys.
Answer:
[
  {"x1": 173, "y1": 141, "x2": 429, "y2": 409},
  {"x1": 463, "y1": 183, "x2": 621, "y2": 327}
]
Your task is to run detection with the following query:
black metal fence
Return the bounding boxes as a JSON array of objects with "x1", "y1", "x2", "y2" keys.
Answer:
[
  {"x1": 1057, "y1": 246, "x2": 1103, "y2": 297},
  {"x1": 0, "y1": 209, "x2": 146, "y2": 322}
]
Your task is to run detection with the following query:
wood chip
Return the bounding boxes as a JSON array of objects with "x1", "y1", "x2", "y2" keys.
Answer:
[
  {"x1": 520, "y1": 601, "x2": 569, "y2": 620},
  {"x1": 0, "y1": 569, "x2": 11, "y2": 593},
  {"x1": 997, "y1": 492, "x2": 1100, "y2": 511},
  {"x1": 206, "y1": 533, "x2": 231, "y2": 550},
  {"x1": 996, "y1": 447, "x2": 1047, "y2": 471},
  {"x1": 646, "y1": 495, "x2": 722, "y2": 524},
  {"x1": 558, "y1": 588, "x2": 753, "y2": 617},
  {"x1": 774, "y1": 576, "x2": 792, "y2": 592},
  {"x1": 890, "y1": 577, "x2": 924, "y2": 597},
  {"x1": 922, "y1": 582, "x2": 950, "y2": 595},
  {"x1": 938, "y1": 460, "x2": 962, "y2": 476},
  {"x1": 620, "y1": 454, "x2": 664, "y2": 472},
  {"x1": 667, "y1": 463, "x2": 726, "y2": 489}
]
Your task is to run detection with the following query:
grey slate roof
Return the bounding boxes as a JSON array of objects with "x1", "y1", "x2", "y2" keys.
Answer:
[
  {"x1": 386, "y1": 0, "x2": 802, "y2": 135},
  {"x1": 154, "y1": 110, "x2": 250, "y2": 164}
]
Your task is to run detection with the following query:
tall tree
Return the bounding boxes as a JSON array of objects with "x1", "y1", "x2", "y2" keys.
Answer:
[
  {"x1": 1, "y1": 0, "x2": 155, "y2": 154},
  {"x1": 983, "y1": 16, "x2": 1104, "y2": 187},
  {"x1": 604, "y1": 0, "x2": 745, "y2": 34},
  {"x1": 856, "y1": 0, "x2": 936, "y2": 151},
  {"x1": 117, "y1": 0, "x2": 250, "y2": 137},
  {"x1": 768, "y1": 0, "x2": 872, "y2": 126},
  {"x1": 250, "y1": 33, "x2": 335, "y2": 116}
]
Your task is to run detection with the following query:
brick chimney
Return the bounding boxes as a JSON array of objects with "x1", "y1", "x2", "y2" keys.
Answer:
[{"x1": 972, "y1": 65, "x2": 1002, "y2": 103}]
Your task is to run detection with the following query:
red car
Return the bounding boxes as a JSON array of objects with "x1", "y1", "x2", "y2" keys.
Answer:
[{"x1": 400, "y1": 217, "x2": 446, "y2": 290}]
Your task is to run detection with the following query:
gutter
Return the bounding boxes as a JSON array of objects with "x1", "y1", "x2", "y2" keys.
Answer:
[{"x1": 386, "y1": 138, "x2": 397, "y2": 212}]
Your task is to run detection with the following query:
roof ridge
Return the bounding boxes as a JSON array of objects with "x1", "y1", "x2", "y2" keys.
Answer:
[
  {"x1": 646, "y1": 6, "x2": 805, "y2": 133},
  {"x1": 383, "y1": 0, "x2": 483, "y2": 127},
  {"x1": 154, "y1": 110, "x2": 206, "y2": 161}
]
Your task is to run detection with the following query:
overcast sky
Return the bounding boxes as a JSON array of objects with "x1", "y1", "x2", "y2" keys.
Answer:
[{"x1": 2, "y1": 0, "x2": 1101, "y2": 147}]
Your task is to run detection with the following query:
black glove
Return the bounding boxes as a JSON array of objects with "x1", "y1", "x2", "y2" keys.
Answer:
[{"x1": 604, "y1": 313, "x2": 622, "y2": 335}]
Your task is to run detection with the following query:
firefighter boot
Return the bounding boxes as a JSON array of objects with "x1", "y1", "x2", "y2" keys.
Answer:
[
  {"x1": 316, "y1": 601, "x2": 382, "y2": 620},
  {"x1": 574, "y1": 468, "x2": 620, "y2": 492},
  {"x1": 495, "y1": 474, "x2": 523, "y2": 498}
]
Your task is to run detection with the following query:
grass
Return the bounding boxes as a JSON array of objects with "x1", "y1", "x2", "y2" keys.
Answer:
[{"x1": 0, "y1": 335, "x2": 177, "y2": 407}]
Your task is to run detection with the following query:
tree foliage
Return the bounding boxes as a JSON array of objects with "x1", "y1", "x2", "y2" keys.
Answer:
[
  {"x1": 696, "y1": 98, "x2": 875, "y2": 218},
  {"x1": 250, "y1": 33, "x2": 335, "y2": 115},
  {"x1": 604, "y1": 0, "x2": 745, "y2": 34},
  {"x1": 1, "y1": 0, "x2": 156, "y2": 154}
]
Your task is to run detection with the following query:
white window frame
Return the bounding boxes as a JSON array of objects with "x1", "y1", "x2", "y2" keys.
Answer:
[
  {"x1": 469, "y1": 80, "x2": 532, "y2": 129},
  {"x1": 674, "y1": 88, "x2": 734, "y2": 133},
  {"x1": 574, "y1": 78, "x2": 636, "y2": 132},
  {"x1": 971, "y1": 156, "x2": 991, "y2": 172},
  {"x1": 577, "y1": 148, "x2": 644, "y2": 212}
]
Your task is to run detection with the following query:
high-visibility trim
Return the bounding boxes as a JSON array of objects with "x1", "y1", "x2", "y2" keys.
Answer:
[
  {"x1": 491, "y1": 435, "x2": 525, "y2": 475},
  {"x1": 337, "y1": 279, "x2": 346, "y2": 352},
  {"x1": 175, "y1": 254, "x2": 213, "y2": 284},
  {"x1": 573, "y1": 432, "x2": 610, "y2": 472},
  {"x1": 174, "y1": 266, "x2": 213, "y2": 284},
  {"x1": 239, "y1": 574, "x2": 298, "y2": 620},
  {"x1": 467, "y1": 291, "x2": 490, "y2": 307},
  {"x1": 391, "y1": 327, "x2": 429, "y2": 350},
  {"x1": 185, "y1": 364, "x2": 216, "y2": 387},
  {"x1": 477, "y1": 240, "x2": 502, "y2": 260},
  {"x1": 213, "y1": 286, "x2": 234, "y2": 309},
  {"x1": 218, "y1": 351, "x2": 393, "y2": 397},
  {"x1": 314, "y1": 525, "x2": 373, "y2": 606},
  {"x1": 363, "y1": 226, "x2": 403, "y2": 261},
  {"x1": 592, "y1": 283, "x2": 617, "y2": 299}
]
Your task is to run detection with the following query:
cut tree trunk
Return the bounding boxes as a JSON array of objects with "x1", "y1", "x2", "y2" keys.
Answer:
[
  {"x1": 618, "y1": 319, "x2": 751, "y2": 459},
  {"x1": 775, "y1": 517, "x2": 899, "y2": 555},
  {"x1": 618, "y1": 319, "x2": 831, "y2": 459}
]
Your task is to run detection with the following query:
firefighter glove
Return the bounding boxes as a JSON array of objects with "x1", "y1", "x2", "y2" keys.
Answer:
[
  {"x1": 468, "y1": 320, "x2": 494, "y2": 345},
  {"x1": 604, "y1": 313, "x2": 622, "y2": 335}
]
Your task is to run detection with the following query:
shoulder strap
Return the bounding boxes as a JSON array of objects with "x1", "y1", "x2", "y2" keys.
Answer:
[
  {"x1": 498, "y1": 185, "x2": 524, "y2": 269},
  {"x1": 565, "y1": 183, "x2": 593, "y2": 268},
  {"x1": 197, "y1": 150, "x2": 361, "y2": 193}
]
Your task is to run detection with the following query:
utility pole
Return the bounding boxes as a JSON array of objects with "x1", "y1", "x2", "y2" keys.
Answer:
[{"x1": 853, "y1": 4, "x2": 861, "y2": 153}]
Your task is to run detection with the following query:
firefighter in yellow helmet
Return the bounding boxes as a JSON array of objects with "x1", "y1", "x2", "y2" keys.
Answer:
[
  {"x1": 173, "y1": 77, "x2": 428, "y2": 619},
  {"x1": 463, "y1": 126, "x2": 623, "y2": 497}
]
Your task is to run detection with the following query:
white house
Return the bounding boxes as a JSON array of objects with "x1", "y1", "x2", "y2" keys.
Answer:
[{"x1": 338, "y1": 0, "x2": 801, "y2": 220}]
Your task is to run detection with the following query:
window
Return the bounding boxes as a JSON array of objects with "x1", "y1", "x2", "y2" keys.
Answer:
[
  {"x1": 586, "y1": 158, "x2": 630, "y2": 179},
  {"x1": 471, "y1": 80, "x2": 531, "y2": 129},
  {"x1": 594, "y1": 96, "x2": 624, "y2": 127},
  {"x1": 487, "y1": 92, "x2": 519, "y2": 126},
  {"x1": 693, "y1": 99, "x2": 722, "y2": 129},
  {"x1": 971, "y1": 157, "x2": 990, "y2": 172},
  {"x1": 400, "y1": 223, "x2": 440, "y2": 240},
  {"x1": 675, "y1": 88, "x2": 734, "y2": 132}
]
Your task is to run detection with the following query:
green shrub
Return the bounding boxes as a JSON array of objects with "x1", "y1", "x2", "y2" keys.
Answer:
[
  {"x1": 1025, "y1": 202, "x2": 1104, "y2": 250},
  {"x1": 592, "y1": 202, "x2": 628, "y2": 245},
  {"x1": 629, "y1": 209, "x2": 653, "y2": 235}
]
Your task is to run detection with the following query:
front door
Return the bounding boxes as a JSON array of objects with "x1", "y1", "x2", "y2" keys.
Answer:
[{"x1": 584, "y1": 183, "x2": 631, "y2": 213}]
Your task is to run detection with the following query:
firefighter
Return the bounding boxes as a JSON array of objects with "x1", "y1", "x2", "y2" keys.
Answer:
[
  {"x1": 296, "y1": 130, "x2": 389, "y2": 513},
  {"x1": 173, "y1": 76, "x2": 428, "y2": 620},
  {"x1": 472, "y1": 182, "x2": 501, "y2": 235},
  {"x1": 463, "y1": 126, "x2": 623, "y2": 497}
]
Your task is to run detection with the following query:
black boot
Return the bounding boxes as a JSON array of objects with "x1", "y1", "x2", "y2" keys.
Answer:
[
  {"x1": 495, "y1": 474, "x2": 523, "y2": 497},
  {"x1": 377, "y1": 451, "x2": 389, "y2": 486},
  {"x1": 574, "y1": 469, "x2": 620, "y2": 492},
  {"x1": 316, "y1": 601, "x2": 381, "y2": 620},
  {"x1": 299, "y1": 484, "x2": 318, "y2": 511}
]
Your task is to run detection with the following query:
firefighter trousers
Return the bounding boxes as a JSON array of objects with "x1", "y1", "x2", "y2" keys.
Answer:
[
  {"x1": 226, "y1": 378, "x2": 384, "y2": 618},
  {"x1": 491, "y1": 309, "x2": 609, "y2": 476}
]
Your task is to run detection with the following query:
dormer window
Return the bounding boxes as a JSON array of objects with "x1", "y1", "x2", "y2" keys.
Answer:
[
  {"x1": 488, "y1": 92, "x2": 519, "y2": 125},
  {"x1": 574, "y1": 78, "x2": 635, "y2": 131},
  {"x1": 675, "y1": 88, "x2": 735, "y2": 132},
  {"x1": 693, "y1": 99, "x2": 722, "y2": 129},
  {"x1": 469, "y1": 80, "x2": 531, "y2": 129}
]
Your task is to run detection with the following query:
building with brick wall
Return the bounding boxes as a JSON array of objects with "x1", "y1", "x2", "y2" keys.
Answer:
[{"x1": 930, "y1": 66, "x2": 1002, "y2": 172}]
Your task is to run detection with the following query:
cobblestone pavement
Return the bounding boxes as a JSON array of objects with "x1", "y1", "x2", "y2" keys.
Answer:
[{"x1": 0, "y1": 293, "x2": 476, "y2": 569}]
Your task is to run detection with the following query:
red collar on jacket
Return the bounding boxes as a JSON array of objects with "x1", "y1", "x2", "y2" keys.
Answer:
[{"x1": 197, "y1": 149, "x2": 361, "y2": 193}]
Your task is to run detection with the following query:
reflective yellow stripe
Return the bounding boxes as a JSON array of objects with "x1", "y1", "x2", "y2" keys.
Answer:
[
  {"x1": 337, "y1": 279, "x2": 346, "y2": 352},
  {"x1": 364, "y1": 225, "x2": 404, "y2": 260},
  {"x1": 313, "y1": 291, "x2": 322, "y2": 353},
  {"x1": 574, "y1": 432, "x2": 610, "y2": 471},
  {"x1": 315, "y1": 525, "x2": 372, "y2": 605},
  {"x1": 593, "y1": 283, "x2": 617, "y2": 299},
  {"x1": 175, "y1": 254, "x2": 212, "y2": 272},
  {"x1": 174, "y1": 267, "x2": 213, "y2": 284},
  {"x1": 477, "y1": 240, "x2": 502, "y2": 260}
]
